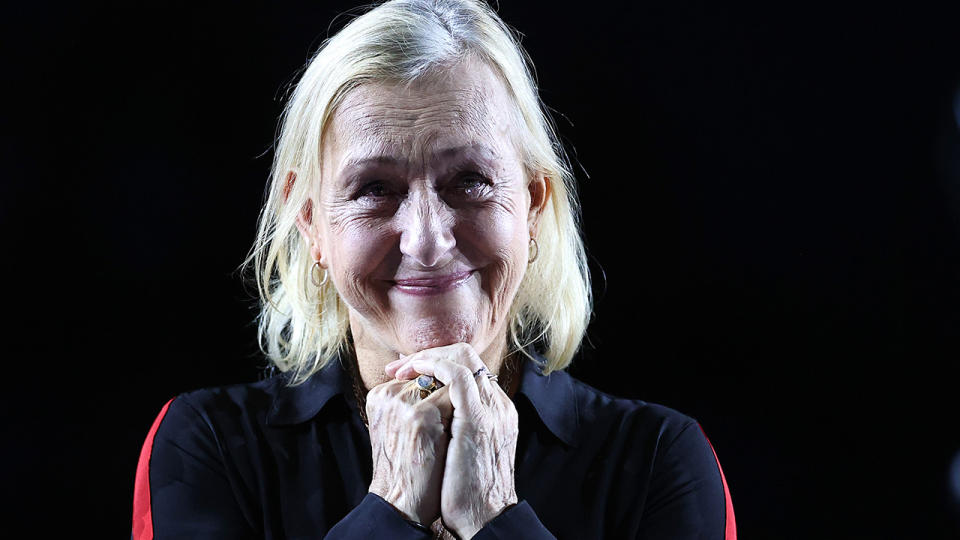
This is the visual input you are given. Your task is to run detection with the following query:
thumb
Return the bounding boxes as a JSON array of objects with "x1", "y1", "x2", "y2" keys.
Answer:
[{"x1": 424, "y1": 386, "x2": 454, "y2": 434}]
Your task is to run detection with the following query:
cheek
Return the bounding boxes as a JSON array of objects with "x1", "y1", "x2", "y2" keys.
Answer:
[
  {"x1": 322, "y1": 213, "x2": 396, "y2": 304},
  {"x1": 461, "y1": 205, "x2": 528, "y2": 295}
]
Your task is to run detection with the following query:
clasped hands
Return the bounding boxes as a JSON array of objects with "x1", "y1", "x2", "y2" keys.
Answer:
[{"x1": 366, "y1": 343, "x2": 519, "y2": 539}]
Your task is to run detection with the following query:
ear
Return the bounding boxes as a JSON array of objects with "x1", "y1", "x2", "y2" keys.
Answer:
[
  {"x1": 289, "y1": 171, "x2": 325, "y2": 266},
  {"x1": 527, "y1": 173, "x2": 551, "y2": 237}
]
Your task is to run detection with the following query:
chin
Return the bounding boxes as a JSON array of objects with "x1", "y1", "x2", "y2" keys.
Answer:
[{"x1": 404, "y1": 315, "x2": 476, "y2": 352}]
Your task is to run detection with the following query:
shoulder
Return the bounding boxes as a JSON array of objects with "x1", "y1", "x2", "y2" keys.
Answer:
[
  {"x1": 140, "y1": 377, "x2": 290, "y2": 505},
  {"x1": 562, "y1": 373, "x2": 735, "y2": 537},
  {"x1": 178, "y1": 377, "x2": 283, "y2": 421},
  {"x1": 148, "y1": 377, "x2": 286, "y2": 449},
  {"x1": 561, "y1": 372, "x2": 724, "y2": 483},
  {"x1": 564, "y1": 372, "x2": 700, "y2": 450},
  {"x1": 518, "y1": 355, "x2": 698, "y2": 453},
  {"x1": 135, "y1": 379, "x2": 286, "y2": 536}
]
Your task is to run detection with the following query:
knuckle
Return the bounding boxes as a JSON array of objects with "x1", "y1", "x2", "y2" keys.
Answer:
[
  {"x1": 415, "y1": 404, "x2": 441, "y2": 421},
  {"x1": 409, "y1": 408, "x2": 438, "y2": 429},
  {"x1": 396, "y1": 388, "x2": 419, "y2": 406},
  {"x1": 365, "y1": 393, "x2": 384, "y2": 409},
  {"x1": 456, "y1": 342, "x2": 482, "y2": 363},
  {"x1": 371, "y1": 381, "x2": 399, "y2": 399},
  {"x1": 364, "y1": 404, "x2": 378, "y2": 423},
  {"x1": 400, "y1": 407, "x2": 418, "y2": 424},
  {"x1": 451, "y1": 363, "x2": 472, "y2": 381},
  {"x1": 381, "y1": 382, "x2": 404, "y2": 399}
]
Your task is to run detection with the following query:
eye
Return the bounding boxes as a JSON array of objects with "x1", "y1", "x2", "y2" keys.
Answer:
[
  {"x1": 452, "y1": 173, "x2": 491, "y2": 199},
  {"x1": 355, "y1": 181, "x2": 390, "y2": 199}
]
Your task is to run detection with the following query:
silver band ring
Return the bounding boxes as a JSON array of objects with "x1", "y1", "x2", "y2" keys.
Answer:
[{"x1": 472, "y1": 366, "x2": 498, "y2": 382}]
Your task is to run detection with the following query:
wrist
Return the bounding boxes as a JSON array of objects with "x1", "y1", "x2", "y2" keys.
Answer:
[
  {"x1": 404, "y1": 517, "x2": 432, "y2": 534},
  {"x1": 453, "y1": 500, "x2": 518, "y2": 539},
  {"x1": 369, "y1": 489, "x2": 428, "y2": 525}
]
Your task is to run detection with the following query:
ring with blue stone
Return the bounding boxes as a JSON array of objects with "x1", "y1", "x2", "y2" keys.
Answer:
[{"x1": 416, "y1": 374, "x2": 440, "y2": 395}]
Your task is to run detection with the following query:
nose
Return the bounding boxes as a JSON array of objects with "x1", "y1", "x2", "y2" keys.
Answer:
[{"x1": 398, "y1": 188, "x2": 456, "y2": 268}]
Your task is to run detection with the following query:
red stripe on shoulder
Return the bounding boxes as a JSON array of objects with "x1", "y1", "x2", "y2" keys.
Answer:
[
  {"x1": 698, "y1": 423, "x2": 737, "y2": 540},
  {"x1": 133, "y1": 398, "x2": 175, "y2": 540}
]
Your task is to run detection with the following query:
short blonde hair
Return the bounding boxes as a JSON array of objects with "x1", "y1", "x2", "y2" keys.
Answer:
[{"x1": 247, "y1": 0, "x2": 591, "y2": 385}]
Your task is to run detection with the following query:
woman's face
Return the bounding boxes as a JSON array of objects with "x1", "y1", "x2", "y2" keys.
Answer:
[{"x1": 303, "y1": 59, "x2": 547, "y2": 361}]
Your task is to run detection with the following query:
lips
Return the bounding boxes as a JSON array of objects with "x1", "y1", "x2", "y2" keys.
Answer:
[{"x1": 392, "y1": 270, "x2": 474, "y2": 295}]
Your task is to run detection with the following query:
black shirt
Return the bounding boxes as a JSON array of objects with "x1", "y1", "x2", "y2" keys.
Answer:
[{"x1": 133, "y1": 353, "x2": 736, "y2": 539}]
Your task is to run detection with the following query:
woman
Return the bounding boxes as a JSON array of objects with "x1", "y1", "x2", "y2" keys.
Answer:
[{"x1": 132, "y1": 0, "x2": 736, "y2": 538}]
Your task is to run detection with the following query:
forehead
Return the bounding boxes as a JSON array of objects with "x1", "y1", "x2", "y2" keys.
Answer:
[{"x1": 324, "y1": 60, "x2": 520, "y2": 167}]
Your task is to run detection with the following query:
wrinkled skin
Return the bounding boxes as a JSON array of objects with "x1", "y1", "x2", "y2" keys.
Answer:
[
  {"x1": 382, "y1": 343, "x2": 520, "y2": 537},
  {"x1": 366, "y1": 380, "x2": 452, "y2": 525},
  {"x1": 296, "y1": 57, "x2": 546, "y2": 538}
]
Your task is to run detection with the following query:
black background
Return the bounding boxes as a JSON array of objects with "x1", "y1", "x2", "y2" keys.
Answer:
[{"x1": 3, "y1": 1, "x2": 960, "y2": 538}]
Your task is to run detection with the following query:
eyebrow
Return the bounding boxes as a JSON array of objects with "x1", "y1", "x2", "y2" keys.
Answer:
[
  {"x1": 436, "y1": 143, "x2": 502, "y2": 161},
  {"x1": 341, "y1": 155, "x2": 405, "y2": 172},
  {"x1": 340, "y1": 143, "x2": 502, "y2": 176}
]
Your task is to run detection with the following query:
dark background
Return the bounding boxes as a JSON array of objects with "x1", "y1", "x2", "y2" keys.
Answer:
[{"x1": 3, "y1": 1, "x2": 960, "y2": 537}]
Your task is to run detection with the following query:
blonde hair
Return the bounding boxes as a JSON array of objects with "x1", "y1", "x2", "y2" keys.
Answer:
[{"x1": 246, "y1": 0, "x2": 591, "y2": 385}]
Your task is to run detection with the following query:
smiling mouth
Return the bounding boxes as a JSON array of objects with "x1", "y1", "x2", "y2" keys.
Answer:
[{"x1": 392, "y1": 270, "x2": 474, "y2": 296}]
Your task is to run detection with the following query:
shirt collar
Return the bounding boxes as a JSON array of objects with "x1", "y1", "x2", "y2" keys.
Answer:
[
  {"x1": 266, "y1": 350, "x2": 581, "y2": 448},
  {"x1": 516, "y1": 351, "x2": 581, "y2": 447},
  {"x1": 266, "y1": 355, "x2": 352, "y2": 427}
]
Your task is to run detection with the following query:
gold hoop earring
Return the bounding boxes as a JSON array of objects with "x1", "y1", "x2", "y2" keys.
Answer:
[
  {"x1": 311, "y1": 261, "x2": 328, "y2": 287},
  {"x1": 528, "y1": 237, "x2": 539, "y2": 264}
]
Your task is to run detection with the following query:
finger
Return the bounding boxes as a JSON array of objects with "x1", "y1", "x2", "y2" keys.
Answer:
[
  {"x1": 467, "y1": 364, "x2": 499, "y2": 403},
  {"x1": 423, "y1": 385, "x2": 453, "y2": 416},
  {"x1": 368, "y1": 378, "x2": 405, "y2": 399},
  {"x1": 394, "y1": 360, "x2": 419, "y2": 381},
  {"x1": 393, "y1": 354, "x2": 426, "y2": 381},
  {"x1": 380, "y1": 378, "x2": 409, "y2": 396},
  {"x1": 396, "y1": 343, "x2": 485, "y2": 378},
  {"x1": 365, "y1": 380, "x2": 411, "y2": 424},
  {"x1": 421, "y1": 386, "x2": 454, "y2": 430},
  {"x1": 373, "y1": 378, "x2": 422, "y2": 408},
  {"x1": 399, "y1": 343, "x2": 498, "y2": 404},
  {"x1": 409, "y1": 356, "x2": 484, "y2": 416},
  {"x1": 384, "y1": 354, "x2": 407, "y2": 378},
  {"x1": 396, "y1": 378, "x2": 430, "y2": 405}
]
